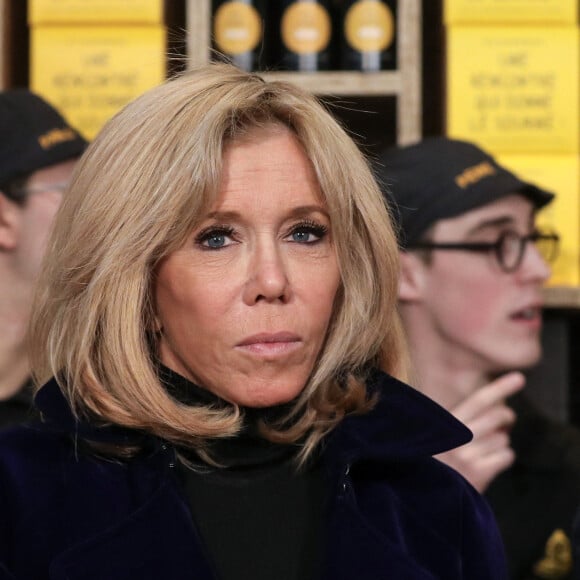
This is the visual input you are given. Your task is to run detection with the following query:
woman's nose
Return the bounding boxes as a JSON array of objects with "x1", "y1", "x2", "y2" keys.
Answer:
[{"x1": 242, "y1": 243, "x2": 290, "y2": 305}]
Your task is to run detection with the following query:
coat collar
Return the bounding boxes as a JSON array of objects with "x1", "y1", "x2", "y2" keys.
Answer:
[
  {"x1": 34, "y1": 378, "x2": 152, "y2": 448},
  {"x1": 34, "y1": 370, "x2": 471, "y2": 466},
  {"x1": 323, "y1": 371, "x2": 472, "y2": 468}
]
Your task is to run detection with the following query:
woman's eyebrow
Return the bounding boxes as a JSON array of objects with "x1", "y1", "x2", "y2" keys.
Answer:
[
  {"x1": 205, "y1": 205, "x2": 330, "y2": 221},
  {"x1": 286, "y1": 205, "x2": 330, "y2": 219},
  {"x1": 205, "y1": 210, "x2": 240, "y2": 221}
]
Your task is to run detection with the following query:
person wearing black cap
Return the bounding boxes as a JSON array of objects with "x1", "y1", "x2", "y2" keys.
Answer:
[
  {"x1": 0, "y1": 89, "x2": 86, "y2": 428},
  {"x1": 378, "y1": 136, "x2": 580, "y2": 580}
]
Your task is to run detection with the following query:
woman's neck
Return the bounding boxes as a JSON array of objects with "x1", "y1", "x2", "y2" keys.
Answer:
[{"x1": 158, "y1": 364, "x2": 300, "y2": 469}]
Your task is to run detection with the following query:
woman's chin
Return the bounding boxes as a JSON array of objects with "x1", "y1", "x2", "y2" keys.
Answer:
[{"x1": 214, "y1": 381, "x2": 305, "y2": 408}]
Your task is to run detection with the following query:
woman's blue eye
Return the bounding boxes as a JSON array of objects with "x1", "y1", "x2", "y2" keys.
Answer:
[
  {"x1": 292, "y1": 230, "x2": 313, "y2": 242},
  {"x1": 195, "y1": 227, "x2": 234, "y2": 250},
  {"x1": 289, "y1": 223, "x2": 328, "y2": 244},
  {"x1": 206, "y1": 234, "x2": 227, "y2": 248}
]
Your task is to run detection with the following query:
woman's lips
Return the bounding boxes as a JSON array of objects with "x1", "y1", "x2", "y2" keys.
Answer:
[{"x1": 236, "y1": 332, "x2": 302, "y2": 356}]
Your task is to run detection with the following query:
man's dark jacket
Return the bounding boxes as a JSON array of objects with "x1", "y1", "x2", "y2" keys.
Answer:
[
  {"x1": 487, "y1": 393, "x2": 580, "y2": 580},
  {"x1": 0, "y1": 372, "x2": 507, "y2": 579}
]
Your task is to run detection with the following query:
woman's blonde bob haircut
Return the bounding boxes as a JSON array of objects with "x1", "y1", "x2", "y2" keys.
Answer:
[{"x1": 30, "y1": 63, "x2": 406, "y2": 462}]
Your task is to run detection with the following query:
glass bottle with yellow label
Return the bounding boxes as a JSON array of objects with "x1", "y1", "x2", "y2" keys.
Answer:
[
  {"x1": 212, "y1": 0, "x2": 267, "y2": 71},
  {"x1": 339, "y1": 0, "x2": 397, "y2": 71},
  {"x1": 272, "y1": 0, "x2": 334, "y2": 72}
]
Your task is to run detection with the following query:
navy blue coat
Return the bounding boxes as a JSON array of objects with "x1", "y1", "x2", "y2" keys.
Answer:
[{"x1": 0, "y1": 372, "x2": 507, "y2": 579}]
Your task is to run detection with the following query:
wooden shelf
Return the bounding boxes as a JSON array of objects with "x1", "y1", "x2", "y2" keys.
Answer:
[
  {"x1": 259, "y1": 71, "x2": 402, "y2": 96},
  {"x1": 0, "y1": 1, "x2": 5, "y2": 87},
  {"x1": 1, "y1": 1, "x2": 422, "y2": 145},
  {"x1": 186, "y1": 0, "x2": 422, "y2": 146},
  {"x1": 543, "y1": 286, "x2": 580, "y2": 309}
]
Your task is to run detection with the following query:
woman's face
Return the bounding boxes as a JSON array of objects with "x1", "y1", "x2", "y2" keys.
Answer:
[{"x1": 155, "y1": 126, "x2": 341, "y2": 407}]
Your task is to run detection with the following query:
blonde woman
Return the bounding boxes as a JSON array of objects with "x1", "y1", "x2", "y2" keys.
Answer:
[{"x1": 0, "y1": 64, "x2": 506, "y2": 580}]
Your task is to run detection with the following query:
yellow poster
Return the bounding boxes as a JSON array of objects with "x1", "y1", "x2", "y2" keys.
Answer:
[
  {"x1": 29, "y1": 0, "x2": 163, "y2": 24},
  {"x1": 445, "y1": 0, "x2": 578, "y2": 25},
  {"x1": 447, "y1": 26, "x2": 580, "y2": 154},
  {"x1": 31, "y1": 26, "x2": 166, "y2": 139}
]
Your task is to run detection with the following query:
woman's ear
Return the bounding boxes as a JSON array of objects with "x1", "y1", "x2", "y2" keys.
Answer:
[
  {"x1": 398, "y1": 251, "x2": 427, "y2": 302},
  {"x1": 0, "y1": 192, "x2": 21, "y2": 251}
]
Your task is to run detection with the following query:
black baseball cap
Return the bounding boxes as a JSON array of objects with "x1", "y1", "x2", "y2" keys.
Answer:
[
  {"x1": 0, "y1": 89, "x2": 87, "y2": 190},
  {"x1": 376, "y1": 137, "x2": 554, "y2": 247}
]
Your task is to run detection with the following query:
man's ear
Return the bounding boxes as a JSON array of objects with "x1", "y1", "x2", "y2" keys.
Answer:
[
  {"x1": 399, "y1": 251, "x2": 427, "y2": 302},
  {"x1": 0, "y1": 192, "x2": 21, "y2": 251}
]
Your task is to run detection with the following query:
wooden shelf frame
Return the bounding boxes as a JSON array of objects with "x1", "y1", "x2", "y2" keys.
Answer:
[
  {"x1": 0, "y1": 0, "x2": 10, "y2": 89},
  {"x1": 186, "y1": 0, "x2": 422, "y2": 145},
  {"x1": 0, "y1": 0, "x2": 422, "y2": 144},
  {"x1": 544, "y1": 286, "x2": 580, "y2": 310}
]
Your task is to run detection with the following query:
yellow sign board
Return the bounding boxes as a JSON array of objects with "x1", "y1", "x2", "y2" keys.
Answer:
[
  {"x1": 31, "y1": 25, "x2": 166, "y2": 139},
  {"x1": 447, "y1": 26, "x2": 580, "y2": 154},
  {"x1": 28, "y1": 0, "x2": 164, "y2": 24},
  {"x1": 445, "y1": 0, "x2": 578, "y2": 25}
]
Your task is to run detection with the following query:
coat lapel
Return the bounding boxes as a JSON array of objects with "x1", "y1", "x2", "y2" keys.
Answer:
[
  {"x1": 323, "y1": 486, "x2": 462, "y2": 580},
  {"x1": 319, "y1": 372, "x2": 472, "y2": 580},
  {"x1": 48, "y1": 480, "x2": 217, "y2": 580}
]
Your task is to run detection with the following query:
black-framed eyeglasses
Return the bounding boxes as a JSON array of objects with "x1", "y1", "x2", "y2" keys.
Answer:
[{"x1": 407, "y1": 229, "x2": 560, "y2": 273}]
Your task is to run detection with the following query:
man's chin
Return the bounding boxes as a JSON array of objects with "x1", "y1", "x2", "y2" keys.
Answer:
[{"x1": 492, "y1": 350, "x2": 543, "y2": 375}]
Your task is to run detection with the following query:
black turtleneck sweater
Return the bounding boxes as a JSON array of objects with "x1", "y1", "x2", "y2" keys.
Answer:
[{"x1": 158, "y1": 366, "x2": 326, "y2": 580}]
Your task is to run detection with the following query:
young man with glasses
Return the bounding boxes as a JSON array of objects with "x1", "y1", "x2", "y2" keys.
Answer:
[
  {"x1": 0, "y1": 90, "x2": 86, "y2": 428},
  {"x1": 378, "y1": 136, "x2": 580, "y2": 580}
]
